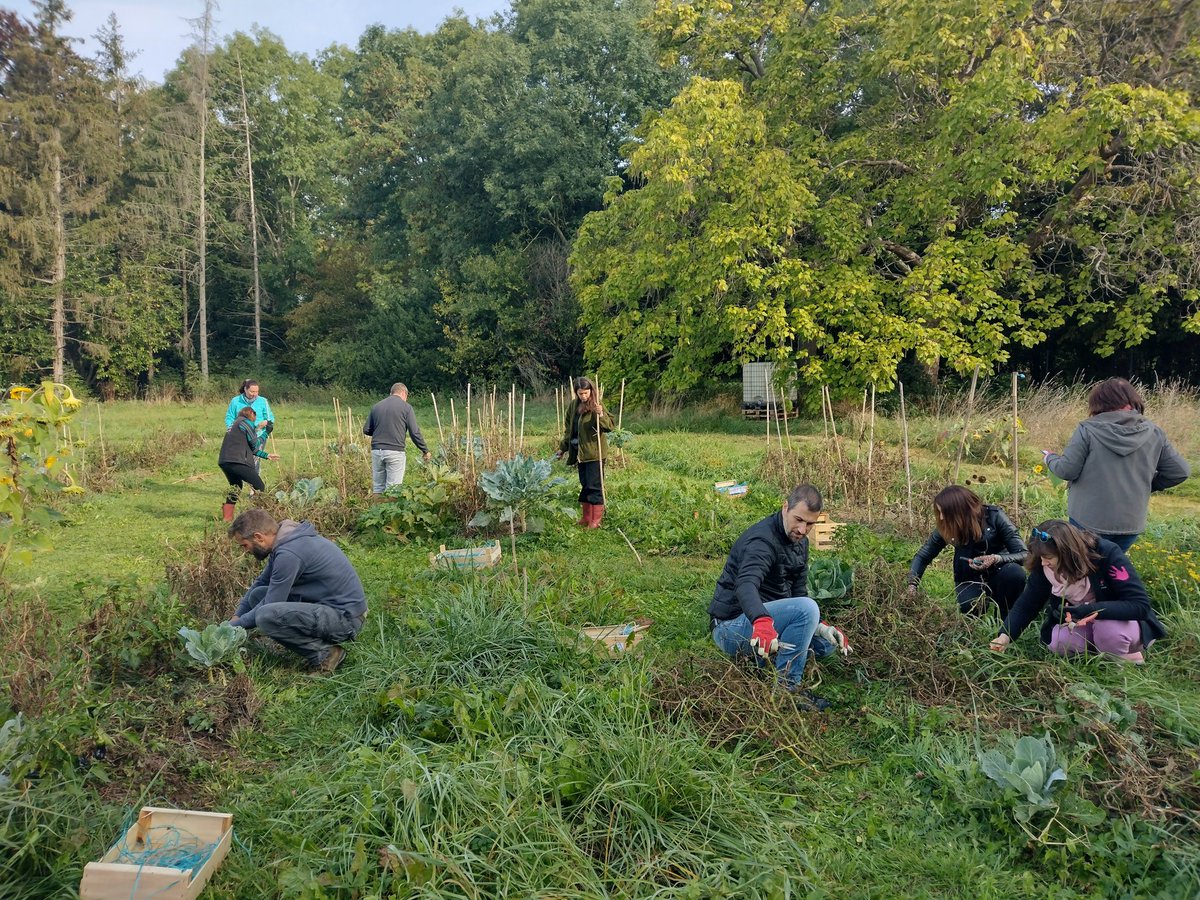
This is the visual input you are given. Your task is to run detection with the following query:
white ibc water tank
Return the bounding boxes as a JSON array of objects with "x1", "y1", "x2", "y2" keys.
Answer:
[{"x1": 742, "y1": 362, "x2": 796, "y2": 407}]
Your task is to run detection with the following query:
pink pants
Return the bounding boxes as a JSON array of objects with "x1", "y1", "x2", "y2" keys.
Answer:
[{"x1": 1048, "y1": 619, "x2": 1144, "y2": 662}]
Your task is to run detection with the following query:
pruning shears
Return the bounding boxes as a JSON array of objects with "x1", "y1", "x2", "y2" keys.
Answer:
[{"x1": 749, "y1": 638, "x2": 796, "y2": 658}]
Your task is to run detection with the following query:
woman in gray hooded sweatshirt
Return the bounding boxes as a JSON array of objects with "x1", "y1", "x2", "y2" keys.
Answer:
[{"x1": 1043, "y1": 378, "x2": 1190, "y2": 551}]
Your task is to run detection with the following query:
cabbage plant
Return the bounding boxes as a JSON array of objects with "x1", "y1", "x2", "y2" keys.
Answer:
[
  {"x1": 469, "y1": 455, "x2": 572, "y2": 571},
  {"x1": 978, "y1": 734, "x2": 1066, "y2": 818},
  {"x1": 179, "y1": 622, "x2": 248, "y2": 668},
  {"x1": 808, "y1": 556, "x2": 853, "y2": 600}
]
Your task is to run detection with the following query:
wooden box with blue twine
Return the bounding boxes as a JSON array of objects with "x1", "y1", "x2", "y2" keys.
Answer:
[{"x1": 79, "y1": 806, "x2": 233, "y2": 899}]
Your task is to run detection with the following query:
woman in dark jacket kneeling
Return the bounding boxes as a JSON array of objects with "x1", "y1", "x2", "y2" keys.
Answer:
[
  {"x1": 988, "y1": 519, "x2": 1164, "y2": 663},
  {"x1": 908, "y1": 485, "x2": 1028, "y2": 617}
]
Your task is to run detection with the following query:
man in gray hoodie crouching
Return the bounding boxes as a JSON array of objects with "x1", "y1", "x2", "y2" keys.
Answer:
[{"x1": 228, "y1": 509, "x2": 367, "y2": 673}]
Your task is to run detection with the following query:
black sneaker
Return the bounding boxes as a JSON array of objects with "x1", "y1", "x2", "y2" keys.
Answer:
[{"x1": 783, "y1": 686, "x2": 831, "y2": 712}]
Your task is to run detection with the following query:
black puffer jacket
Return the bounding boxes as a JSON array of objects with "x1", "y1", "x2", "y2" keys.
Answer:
[
  {"x1": 218, "y1": 419, "x2": 268, "y2": 468},
  {"x1": 709, "y1": 511, "x2": 808, "y2": 623},
  {"x1": 908, "y1": 505, "x2": 1027, "y2": 586},
  {"x1": 1000, "y1": 538, "x2": 1166, "y2": 648}
]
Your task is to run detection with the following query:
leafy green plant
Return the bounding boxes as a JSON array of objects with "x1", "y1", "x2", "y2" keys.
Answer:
[
  {"x1": 608, "y1": 428, "x2": 633, "y2": 449},
  {"x1": 179, "y1": 622, "x2": 248, "y2": 669},
  {"x1": 978, "y1": 734, "x2": 1067, "y2": 819},
  {"x1": 0, "y1": 714, "x2": 30, "y2": 789},
  {"x1": 356, "y1": 464, "x2": 465, "y2": 542},
  {"x1": 1060, "y1": 684, "x2": 1138, "y2": 731},
  {"x1": 468, "y1": 454, "x2": 572, "y2": 570},
  {"x1": 808, "y1": 556, "x2": 853, "y2": 600},
  {"x1": 275, "y1": 476, "x2": 339, "y2": 507},
  {"x1": 0, "y1": 382, "x2": 83, "y2": 575}
]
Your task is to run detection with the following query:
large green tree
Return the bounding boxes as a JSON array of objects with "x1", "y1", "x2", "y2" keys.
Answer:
[
  {"x1": 572, "y1": 0, "x2": 1200, "y2": 401},
  {"x1": 0, "y1": 1, "x2": 124, "y2": 386},
  {"x1": 312, "y1": 0, "x2": 682, "y2": 391}
]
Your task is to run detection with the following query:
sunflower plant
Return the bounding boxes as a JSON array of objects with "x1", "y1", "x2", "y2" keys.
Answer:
[{"x1": 0, "y1": 382, "x2": 83, "y2": 576}]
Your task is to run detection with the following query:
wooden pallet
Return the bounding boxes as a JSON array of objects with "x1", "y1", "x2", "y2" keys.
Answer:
[
  {"x1": 429, "y1": 540, "x2": 502, "y2": 569},
  {"x1": 810, "y1": 513, "x2": 843, "y2": 552},
  {"x1": 742, "y1": 406, "x2": 800, "y2": 420},
  {"x1": 580, "y1": 622, "x2": 650, "y2": 653},
  {"x1": 80, "y1": 807, "x2": 233, "y2": 900}
]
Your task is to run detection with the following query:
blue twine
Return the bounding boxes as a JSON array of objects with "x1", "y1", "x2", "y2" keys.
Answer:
[{"x1": 107, "y1": 812, "x2": 222, "y2": 900}]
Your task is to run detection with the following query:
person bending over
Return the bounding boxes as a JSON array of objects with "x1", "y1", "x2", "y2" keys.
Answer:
[
  {"x1": 217, "y1": 407, "x2": 279, "y2": 522},
  {"x1": 907, "y1": 485, "x2": 1027, "y2": 618},
  {"x1": 228, "y1": 509, "x2": 368, "y2": 674},
  {"x1": 708, "y1": 484, "x2": 851, "y2": 711},
  {"x1": 988, "y1": 519, "x2": 1165, "y2": 664}
]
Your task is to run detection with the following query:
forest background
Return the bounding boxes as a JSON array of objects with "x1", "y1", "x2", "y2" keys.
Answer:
[{"x1": 2, "y1": 0, "x2": 1199, "y2": 404}]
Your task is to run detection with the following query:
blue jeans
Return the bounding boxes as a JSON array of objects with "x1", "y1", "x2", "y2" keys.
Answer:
[
  {"x1": 711, "y1": 597, "x2": 824, "y2": 686},
  {"x1": 371, "y1": 449, "x2": 407, "y2": 494},
  {"x1": 1068, "y1": 517, "x2": 1138, "y2": 552}
]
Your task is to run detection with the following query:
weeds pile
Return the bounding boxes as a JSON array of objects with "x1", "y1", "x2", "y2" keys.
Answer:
[
  {"x1": 650, "y1": 654, "x2": 823, "y2": 750},
  {"x1": 252, "y1": 483, "x2": 362, "y2": 536},
  {"x1": 165, "y1": 527, "x2": 260, "y2": 623}
]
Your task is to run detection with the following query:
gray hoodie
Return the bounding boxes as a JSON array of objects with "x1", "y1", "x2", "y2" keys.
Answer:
[
  {"x1": 1046, "y1": 411, "x2": 1190, "y2": 535},
  {"x1": 236, "y1": 520, "x2": 367, "y2": 628}
]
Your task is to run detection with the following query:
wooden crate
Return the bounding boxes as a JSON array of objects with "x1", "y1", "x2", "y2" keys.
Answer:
[
  {"x1": 714, "y1": 480, "x2": 749, "y2": 498},
  {"x1": 809, "y1": 513, "x2": 843, "y2": 552},
  {"x1": 429, "y1": 540, "x2": 502, "y2": 569},
  {"x1": 80, "y1": 807, "x2": 233, "y2": 900},
  {"x1": 580, "y1": 622, "x2": 650, "y2": 654}
]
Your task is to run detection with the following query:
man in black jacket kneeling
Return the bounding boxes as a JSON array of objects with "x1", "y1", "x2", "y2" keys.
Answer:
[{"x1": 708, "y1": 484, "x2": 851, "y2": 710}]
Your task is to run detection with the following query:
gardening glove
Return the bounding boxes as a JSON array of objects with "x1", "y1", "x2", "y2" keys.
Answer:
[
  {"x1": 263, "y1": 420, "x2": 274, "y2": 435},
  {"x1": 749, "y1": 616, "x2": 779, "y2": 659},
  {"x1": 814, "y1": 621, "x2": 852, "y2": 656}
]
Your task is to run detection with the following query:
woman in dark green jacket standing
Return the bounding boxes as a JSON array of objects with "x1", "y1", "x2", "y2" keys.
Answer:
[{"x1": 555, "y1": 377, "x2": 614, "y2": 528}]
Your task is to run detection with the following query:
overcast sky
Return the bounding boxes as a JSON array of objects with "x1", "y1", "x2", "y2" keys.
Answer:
[{"x1": 8, "y1": 1, "x2": 507, "y2": 82}]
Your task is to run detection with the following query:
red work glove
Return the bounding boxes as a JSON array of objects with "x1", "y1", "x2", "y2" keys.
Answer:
[{"x1": 749, "y1": 616, "x2": 779, "y2": 659}]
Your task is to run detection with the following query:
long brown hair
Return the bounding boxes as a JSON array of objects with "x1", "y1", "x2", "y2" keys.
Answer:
[
  {"x1": 1026, "y1": 519, "x2": 1100, "y2": 583},
  {"x1": 933, "y1": 485, "x2": 984, "y2": 545},
  {"x1": 573, "y1": 377, "x2": 600, "y2": 415},
  {"x1": 1088, "y1": 377, "x2": 1144, "y2": 415}
]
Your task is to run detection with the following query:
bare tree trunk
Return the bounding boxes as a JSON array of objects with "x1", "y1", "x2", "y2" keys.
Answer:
[
  {"x1": 51, "y1": 144, "x2": 66, "y2": 383},
  {"x1": 193, "y1": 2, "x2": 215, "y2": 380},
  {"x1": 180, "y1": 249, "x2": 192, "y2": 358},
  {"x1": 236, "y1": 54, "x2": 263, "y2": 357}
]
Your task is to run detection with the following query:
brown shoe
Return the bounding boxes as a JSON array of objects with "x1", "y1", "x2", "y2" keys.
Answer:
[{"x1": 314, "y1": 645, "x2": 345, "y2": 674}]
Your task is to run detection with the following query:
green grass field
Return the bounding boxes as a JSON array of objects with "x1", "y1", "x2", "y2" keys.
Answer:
[{"x1": 3, "y1": 393, "x2": 1199, "y2": 898}]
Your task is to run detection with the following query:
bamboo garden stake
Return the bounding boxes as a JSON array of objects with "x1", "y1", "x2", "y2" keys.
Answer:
[
  {"x1": 1012, "y1": 372, "x2": 1020, "y2": 521},
  {"x1": 900, "y1": 381, "x2": 914, "y2": 526},
  {"x1": 431, "y1": 393, "x2": 445, "y2": 446},
  {"x1": 775, "y1": 387, "x2": 784, "y2": 451},
  {"x1": 954, "y1": 365, "x2": 981, "y2": 482},
  {"x1": 866, "y1": 384, "x2": 876, "y2": 524}
]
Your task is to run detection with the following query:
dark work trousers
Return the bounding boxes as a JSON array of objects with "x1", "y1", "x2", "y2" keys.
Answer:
[
  {"x1": 241, "y1": 585, "x2": 364, "y2": 667},
  {"x1": 220, "y1": 461, "x2": 265, "y2": 504},
  {"x1": 577, "y1": 460, "x2": 604, "y2": 505},
  {"x1": 955, "y1": 562, "x2": 1027, "y2": 618}
]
